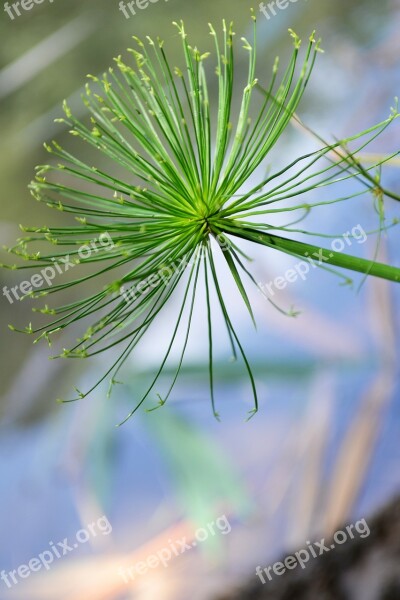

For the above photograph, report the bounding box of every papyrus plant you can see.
[5,15,400,422]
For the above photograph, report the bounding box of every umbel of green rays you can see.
[4,14,400,423]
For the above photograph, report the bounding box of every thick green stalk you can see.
[218,222,400,283]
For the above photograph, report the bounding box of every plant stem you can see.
[218,222,400,283]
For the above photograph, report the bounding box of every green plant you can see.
[4,15,400,422]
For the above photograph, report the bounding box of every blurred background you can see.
[1,0,400,598]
